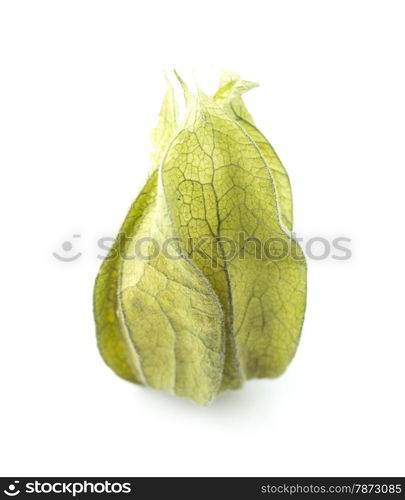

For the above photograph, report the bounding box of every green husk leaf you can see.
[214,71,293,231]
[94,72,307,404]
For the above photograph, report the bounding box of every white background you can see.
[1,0,404,477]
